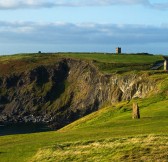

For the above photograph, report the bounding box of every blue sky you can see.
[0,0,168,55]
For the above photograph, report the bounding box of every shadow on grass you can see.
[0,152,7,154]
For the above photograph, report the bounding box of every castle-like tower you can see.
[116,47,121,54]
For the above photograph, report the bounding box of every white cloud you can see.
[151,2,168,10]
[0,21,168,46]
[0,0,56,9]
[0,0,168,10]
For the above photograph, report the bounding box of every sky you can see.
[0,0,168,55]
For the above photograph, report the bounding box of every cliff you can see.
[0,58,155,129]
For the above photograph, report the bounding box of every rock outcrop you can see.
[0,58,154,129]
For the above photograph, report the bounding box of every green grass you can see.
[0,53,167,161]
[60,53,162,64]
[0,53,163,76]
[0,53,163,64]
[30,135,168,162]
[0,94,168,161]
[60,53,163,73]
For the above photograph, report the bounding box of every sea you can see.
[0,123,52,136]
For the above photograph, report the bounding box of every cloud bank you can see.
[0,21,168,46]
[0,0,168,10]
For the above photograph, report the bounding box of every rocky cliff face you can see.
[0,58,154,129]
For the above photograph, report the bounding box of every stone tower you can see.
[116,47,121,54]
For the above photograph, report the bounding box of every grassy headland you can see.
[0,53,163,76]
[0,53,167,161]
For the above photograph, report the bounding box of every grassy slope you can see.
[0,95,167,161]
[0,53,167,161]
[0,53,163,76]
[60,53,162,63]
[0,53,162,64]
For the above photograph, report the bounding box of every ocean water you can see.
[0,123,52,136]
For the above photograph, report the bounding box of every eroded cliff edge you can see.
[0,58,154,129]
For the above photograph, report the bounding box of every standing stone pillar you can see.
[164,60,168,71]
[132,103,140,119]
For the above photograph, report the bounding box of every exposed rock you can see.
[4,75,21,89]
[0,58,153,129]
